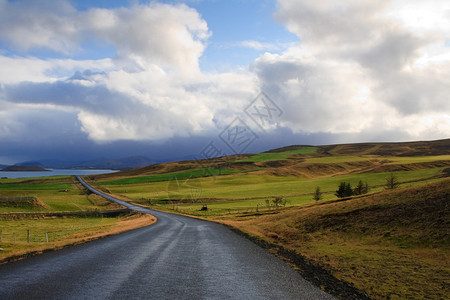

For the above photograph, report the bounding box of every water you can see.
[0,169,118,179]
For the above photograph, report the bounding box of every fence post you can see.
[45,232,49,243]
[27,229,30,243]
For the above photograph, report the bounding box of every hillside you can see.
[93,138,450,181]
[1,165,50,172]
[216,179,449,299]
[8,156,155,171]
[87,138,450,298]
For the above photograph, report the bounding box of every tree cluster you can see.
[335,180,369,198]
[314,173,400,201]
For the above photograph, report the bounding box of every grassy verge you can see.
[212,179,450,299]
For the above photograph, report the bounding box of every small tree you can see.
[335,182,353,198]
[385,173,400,190]
[363,182,369,194]
[353,180,369,195]
[313,186,322,201]
[345,183,353,196]
[272,196,284,208]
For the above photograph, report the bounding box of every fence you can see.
[0,209,133,244]
[0,227,91,243]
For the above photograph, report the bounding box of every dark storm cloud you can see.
[4,78,139,116]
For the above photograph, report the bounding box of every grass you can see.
[0,213,156,263]
[0,183,72,190]
[213,179,450,299]
[98,168,241,185]
[235,147,318,162]
[0,176,123,213]
[102,167,444,209]
[385,154,450,164]
[0,175,157,263]
[305,154,450,164]
[90,143,449,298]
[305,155,377,164]
[2,139,448,297]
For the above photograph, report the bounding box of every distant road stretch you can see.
[0,176,334,299]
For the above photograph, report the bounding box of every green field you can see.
[98,168,244,185]
[100,164,446,216]
[0,176,120,213]
[93,142,449,217]
[0,175,155,263]
[0,183,71,190]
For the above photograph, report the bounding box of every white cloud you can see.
[0,0,448,151]
[238,40,280,51]
[0,55,113,84]
[253,0,450,139]
[0,1,210,72]
[84,3,210,73]
[0,0,80,54]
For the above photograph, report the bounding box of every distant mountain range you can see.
[4,156,156,171]
[1,165,50,172]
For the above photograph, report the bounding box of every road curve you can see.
[0,176,334,299]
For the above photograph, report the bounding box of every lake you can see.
[0,169,118,179]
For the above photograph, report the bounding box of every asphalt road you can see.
[0,177,334,299]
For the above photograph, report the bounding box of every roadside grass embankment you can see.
[213,179,450,299]
[0,213,155,264]
[0,176,156,263]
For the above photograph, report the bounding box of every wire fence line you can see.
[0,209,135,244]
[0,227,92,243]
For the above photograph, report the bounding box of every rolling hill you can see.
[86,138,449,299]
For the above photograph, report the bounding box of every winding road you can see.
[0,176,334,299]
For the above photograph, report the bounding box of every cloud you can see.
[2,63,258,142]
[253,0,450,139]
[84,3,210,72]
[0,0,449,164]
[0,1,210,72]
[237,40,280,51]
[0,0,80,54]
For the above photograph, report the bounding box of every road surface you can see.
[0,177,334,299]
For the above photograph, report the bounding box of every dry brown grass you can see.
[214,179,450,299]
[0,213,156,264]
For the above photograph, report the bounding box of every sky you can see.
[0,0,449,164]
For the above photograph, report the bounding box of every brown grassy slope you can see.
[93,139,450,182]
[266,139,450,156]
[216,179,450,299]
[92,154,247,182]
[317,138,450,156]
